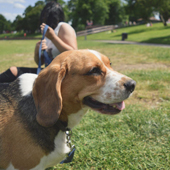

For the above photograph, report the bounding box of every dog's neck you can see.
[18,93,88,155]
[67,107,88,129]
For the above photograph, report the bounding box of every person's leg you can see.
[0,66,18,83]
[0,66,37,83]
[10,66,18,76]
[18,67,37,74]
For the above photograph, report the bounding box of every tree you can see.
[35,1,45,6]
[15,1,45,33]
[125,0,153,23]
[0,14,7,33]
[5,20,13,32]
[105,0,127,25]
[156,0,170,26]
[68,0,109,30]
[24,4,44,33]
[0,14,13,33]
[125,0,170,26]
[12,0,69,33]
[13,15,22,32]
[45,0,58,3]
[45,0,65,4]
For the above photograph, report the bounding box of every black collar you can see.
[56,120,69,132]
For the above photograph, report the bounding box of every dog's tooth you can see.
[111,104,116,108]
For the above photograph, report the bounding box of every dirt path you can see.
[113,63,170,72]
[95,40,170,48]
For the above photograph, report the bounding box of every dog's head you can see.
[33,50,136,127]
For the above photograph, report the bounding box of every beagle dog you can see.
[0,49,136,170]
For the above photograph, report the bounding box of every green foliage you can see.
[12,0,68,33]
[68,0,109,30]
[45,0,58,3]
[125,0,154,22]
[76,24,86,31]
[68,0,126,30]
[13,15,24,32]
[105,0,128,25]
[24,4,44,33]
[125,0,170,26]
[0,15,6,32]
[158,0,170,26]
[12,1,45,33]
[0,14,13,33]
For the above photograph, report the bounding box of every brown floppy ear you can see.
[32,63,67,127]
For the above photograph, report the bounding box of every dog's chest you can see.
[6,108,88,170]
[6,132,69,170]
[31,109,88,169]
[30,131,70,170]
[37,109,88,169]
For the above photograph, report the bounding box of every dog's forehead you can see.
[87,49,110,64]
[53,50,108,64]
[88,50,102,60]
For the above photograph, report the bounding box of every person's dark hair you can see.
[40,1,65,29]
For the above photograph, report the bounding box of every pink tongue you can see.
[116,101,125,110]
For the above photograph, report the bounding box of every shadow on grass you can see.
[141,35,170,44]
[111,25,170,39]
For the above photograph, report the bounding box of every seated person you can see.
[0,1,77,83]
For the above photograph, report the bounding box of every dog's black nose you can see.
[124,80,136,93]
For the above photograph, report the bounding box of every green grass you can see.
[0,40,38,72]
[46,106,169,170]
[0,32,41,38]
[0,36,170,169]
[54,106,170,169]
[78,23,170,45]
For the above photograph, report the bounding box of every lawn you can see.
[0,38,170,169]
[54,41,170,169]
[78,22,170,45]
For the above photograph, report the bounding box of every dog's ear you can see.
[32,63,67,127]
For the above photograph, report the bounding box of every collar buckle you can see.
[60,128,76,164]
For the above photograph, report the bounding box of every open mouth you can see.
[83,96,125,115]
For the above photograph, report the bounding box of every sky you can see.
[0,0,41,22]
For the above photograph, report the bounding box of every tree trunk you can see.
[160,14,167,26]
[164,22,167,26]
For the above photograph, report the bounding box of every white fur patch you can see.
[97,69,124,103]
[88,49,128,104]
[68,107,88,129]
[6,131,70,170]
[88,49,102,61]
[6,163,17,170]
[19,73,37,96]
[30,131,70,170]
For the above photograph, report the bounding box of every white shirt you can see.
[45,22,64,59]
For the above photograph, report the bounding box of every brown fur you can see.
[0,92,45,169]
[0,50,134,169]
[0,50,110,169]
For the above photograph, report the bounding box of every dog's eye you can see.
[86,67,102,76]
[110,62,112,66]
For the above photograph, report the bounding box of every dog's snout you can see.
[124,80,136,93]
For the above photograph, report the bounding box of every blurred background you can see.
[0,0,170,34]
